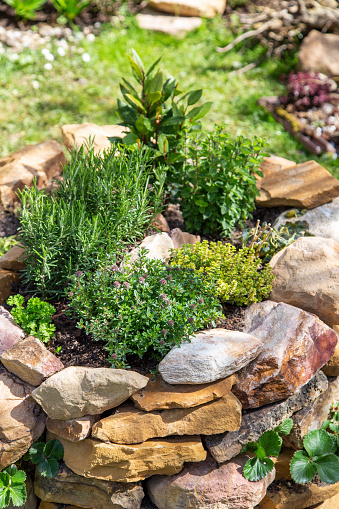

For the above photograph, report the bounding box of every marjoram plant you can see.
[114,49,212,159]
[172,124,267,236]
[69,249,223,367]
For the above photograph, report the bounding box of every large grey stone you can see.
[0,306,24,355]
[274,197,339,244]
[233,301,337,408]
[158,329,263,385]
[31,367,148,420]
[34,462,144,509]
[204,370,328,463]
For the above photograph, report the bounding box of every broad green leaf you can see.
[131,49,144,72]
[148,91,162,105]
[121,78,138,95]
[195,199,208,208]
[29,442,45,464]
[187,89,203,106]
[304,429,334,457]
[127,55,143,81]
[243,457,274,482]
[258,431,282,457]
[147,71,163,95]
[160,116,186,127]
[146,56,161,77]
[188,102,213,122]
[122,133,139,145]
[158,134,169,154]
[316,454,339,484]
[125,94,146,113]
[44,439,63,460]
[0,489,10,508]
[136,116,152,135]
[290,450,317,484]
[8,483,27,507]
[11,470,26,485]
[273,418,294,436]
[38,458,60,478]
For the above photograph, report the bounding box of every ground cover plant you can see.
[171,240,274,306]
[69,250,224,367]
[18,144,165,297]
[0,466,26,508]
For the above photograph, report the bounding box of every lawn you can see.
[1,14,339,177]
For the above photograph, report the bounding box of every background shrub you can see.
[171,240,274,306]
[18,145,165,297]
[0,236,17,258]
[69,250,224,367]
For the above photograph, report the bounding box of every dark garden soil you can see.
[0,206,20,237]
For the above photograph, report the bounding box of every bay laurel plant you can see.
[114,49,212,157]
[172,124,268,236]
[171,241,274,306]
[68,250,224,367]
[18,145,166,297]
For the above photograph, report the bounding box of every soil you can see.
[0,206,20,237]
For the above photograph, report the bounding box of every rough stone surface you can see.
[151,213,170,233]
[170,228,201,250]
[233,301,337,408]
[258,480,339,509]
[274,449,294,481]
[0,269,21,303]
[274,197,339,244]
[130,374,237,411]
[46,415,99,442]
[0,244,26,271]
[269,236,339,327]
[61,123,126,155]
[1,336,64,386]
[323,325,339,376]
[149,0,226,17]
[0,305,24,355]
[298,30,339,77]
[92,394,241,444]
[127,232,174,264]
[34,462,144,509]
[0,141,66,210]
[159,329,263,385]
[256,160,339,209]
[32,367,148,420]
[0,366,46,469]
[147,454,275,509]
[204,370,328,463]
[307,492,339,508]
[289,376,339,448]
[49,433,206,482]
[137,7,202,35]
[8,475,37,509]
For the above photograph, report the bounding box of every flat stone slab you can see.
[259,480,339,509]
[46,415,99,442]
[149,0,226,17]
[130,374,237,411]
[0,244,25,272]
[32,366,148,420]
[137,8,202,36]
[158,329,263,385]
[92,394,241,444]
[256,159,339,209]
[0,306,24,355]
[204,370,328,463]
[233,301,337,408]
[61,123,126,155]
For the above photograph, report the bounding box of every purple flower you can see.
[160,278,167,285]
[198,298,204,304]
[68,291,74,297]
[160,293,167,300]
[123,282,130,288]
[114,281,121,288]
[168,320,174,327]
[114,328,119,333]
[188,317,194,324]
[190,303,196,310]
[112,353,117,360]
[139,277,145,284]
[164,299,170,306]
[162,329,168,335]
[160,340,165,346]
[167,275,172,281]
[76,270,83,277]
[118,314,123,320]
[111,265,119,272]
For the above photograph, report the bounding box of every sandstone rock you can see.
[308,492,339,508]
[258,480,339,509]
[34,462,144,509]
[0,141,66,210]
[61,123,126,155]
[147,454,275,509]
[92,394,241,444]
[256,160,339,209]
[0,268,21,303]
[323,326,339,376]
[130,374,237,411]
[159,329,262,385]
[1,336,64,386]
[256,155,296,192]
[127,232,174,264]
[46,415,99,442]
[289,376,339,448]
[274,449,294,481]
[274,197,339,244]
[0,366,45,469]
[137,8,202,35]
[270,236,339,327]
[32,367,148,420]
[0,305,24,355]
[170,228,200,250]
[38,504,84,509]
[149,0,226,17]
[49,433,206,482]
[151,213,170,233]
[233,301,337,408]
[204,370,328,463]
[0,244,26,271]
[298,30,339,77]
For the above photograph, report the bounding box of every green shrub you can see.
[170,240,274,306]
[51,0,93,22]
[2,0,47,20]
[18,145,165,297]
[26,439,63,479]
[69,250,223,367]
[0,236,17,258]
[172,124,267,236]
[0,465,27,509]
[7,294,56,343]
[114,50,212,157]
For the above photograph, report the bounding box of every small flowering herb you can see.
[69,250,223,367]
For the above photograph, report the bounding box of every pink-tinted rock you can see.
[0,366,46,469]
[151,213,170,233]
[0,306,24,355]
[0,336,64,386]
[233,301,337,409]
[147,454,275,509]
[170,228,201,250]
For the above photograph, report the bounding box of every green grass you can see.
[1,15,338,177]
